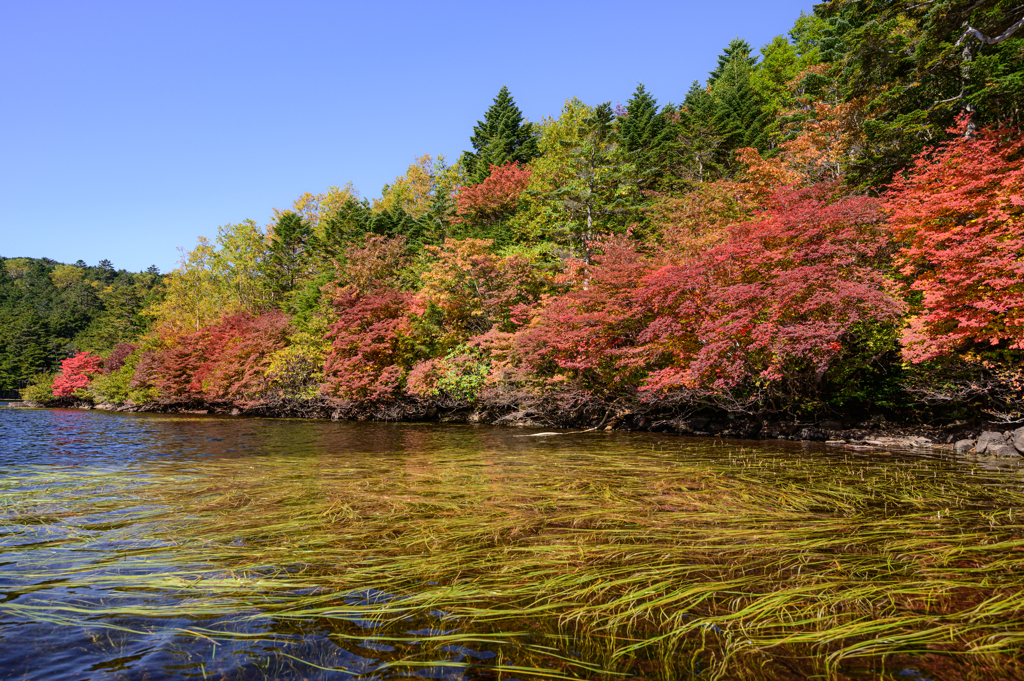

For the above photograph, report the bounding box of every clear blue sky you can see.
[1,0,814,273]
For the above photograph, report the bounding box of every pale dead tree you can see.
[951,11,1024,134]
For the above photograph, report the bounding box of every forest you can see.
[8,0,1024,428]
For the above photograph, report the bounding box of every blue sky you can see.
[1,0,815,273]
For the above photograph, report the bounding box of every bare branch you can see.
[958,14,1024,46]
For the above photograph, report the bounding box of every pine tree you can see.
[462,86,540,185]
[710,56,772,157]
[678,81,727,183]
[618,83,679,193]
[708,38,757,84]
[534,103,639,261]
[269,211,313,294]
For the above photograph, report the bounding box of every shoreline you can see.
[7,397,1022,459]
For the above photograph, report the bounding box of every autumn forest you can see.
[5,1,1024,429]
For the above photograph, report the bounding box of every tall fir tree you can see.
[269,211,313,295]
[707,38,757,84]
[462,86,540,185]
[678,81,727,183]
[710,54,772,158]
[618,83,679,193]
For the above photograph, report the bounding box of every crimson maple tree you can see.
[509,235,653,392]
[453,162,532,227]
[639,183,905,395]
[52,351,104,396]
[322,287,415,401]
[886,121,1024,362]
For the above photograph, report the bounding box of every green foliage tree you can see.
[710,49,772,156]
[819,0,1024,186]
[269,211,313,294]
[527,102,639,261]
[313,197,373,264]
[675,81,727,184]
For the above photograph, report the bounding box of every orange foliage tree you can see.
[639,184,904,396]
[886,121,1024,362]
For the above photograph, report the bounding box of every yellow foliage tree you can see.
[148,221,273,334]
[50,263,85,289]
[372,154,440,218]
[276,182,360,239]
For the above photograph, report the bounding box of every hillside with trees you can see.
[12,1,1024,430]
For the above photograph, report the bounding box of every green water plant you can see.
[2,435,1023,679]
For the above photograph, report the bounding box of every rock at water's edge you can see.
[991,444,1022,458]
[954,439,976,454]
[976,431,1008,455]
[1012,427,1024,454]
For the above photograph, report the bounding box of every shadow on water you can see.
[1,405,1023,679]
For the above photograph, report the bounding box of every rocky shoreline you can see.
[7,396,1023,459]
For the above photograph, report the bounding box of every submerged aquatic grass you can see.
[2,419,1024,680]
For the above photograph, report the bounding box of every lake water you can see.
[1,405,1023,680]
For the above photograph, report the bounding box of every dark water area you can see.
[1,404,1023,680]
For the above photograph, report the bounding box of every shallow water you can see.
[1,405,1022,680]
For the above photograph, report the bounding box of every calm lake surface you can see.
[2,405,1023,680]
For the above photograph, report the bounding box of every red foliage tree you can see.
[417,238,544,339]
[639,183,905,394]
[149,330,210,398]
[143,312,292,400]
[453,162,532,226]
[338,234,408,292]
[322,287,415,401]
[508,235,653,392]
[52,351,104,396]
[104,343,137,373]
[202,312,291,400]
[886,121,1024,362]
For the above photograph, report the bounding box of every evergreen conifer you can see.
[708,38,757,84]
[269,211,313,294]
[462,86,540,185]
[679,81,727,183]
[710,56,772,155]
[618,83,679,192]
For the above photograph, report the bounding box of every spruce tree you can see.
[269,211,313,294]
[369,205,429,253]
[314,198,372,263]
[462,86,540,185]
[679,81,727,183]
[618,83,680,193]
[708,38,757,84]
[710,56,772,157]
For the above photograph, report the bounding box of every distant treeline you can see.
[0,258,162,392]
[14,1,1024,424]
